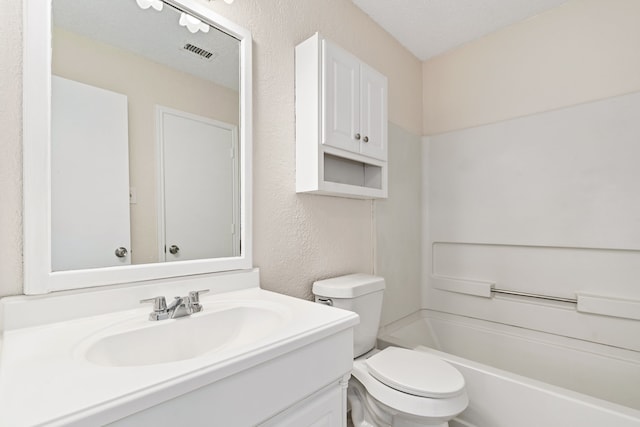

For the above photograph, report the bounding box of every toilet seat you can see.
[351,347,468,420]
[366,347,465,398]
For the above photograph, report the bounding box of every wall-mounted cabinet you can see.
[295,33,388,199]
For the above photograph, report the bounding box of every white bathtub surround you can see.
[0,269,358,426]
[427,91,640,251]
[375,123,423,326]
[378,310,640,419]
[419,5,640,422]
[421,91,640,413]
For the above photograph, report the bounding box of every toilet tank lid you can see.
[313,274,385,298]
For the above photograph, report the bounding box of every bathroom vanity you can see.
[8,2,360,425]
[0,270,358,426]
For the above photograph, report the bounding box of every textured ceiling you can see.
[352,0,570,61]
[53,0,239,91]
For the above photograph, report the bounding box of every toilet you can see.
[313,274,468,427]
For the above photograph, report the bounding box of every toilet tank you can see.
[312,274,385,358]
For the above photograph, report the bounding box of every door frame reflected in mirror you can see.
[156,105,241,263]
[23,0,252,294]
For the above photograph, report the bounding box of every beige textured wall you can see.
[0,0,423,301]
[53,28,239,265]
[423,0,640,135]
[214,0,423,300]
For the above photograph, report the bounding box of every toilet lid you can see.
[365,347,465,399]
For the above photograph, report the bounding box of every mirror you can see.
[23,0,252,293]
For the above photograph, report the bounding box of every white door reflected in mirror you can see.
[51,76,132,271]
[158,107,240,262]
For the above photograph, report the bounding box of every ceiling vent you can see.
[183,43,216,60]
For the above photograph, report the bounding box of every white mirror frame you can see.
[23,0,252,294]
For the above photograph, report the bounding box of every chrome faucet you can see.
[140,289,209,321]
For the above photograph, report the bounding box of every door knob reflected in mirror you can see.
[169,245,180,255]
[114,247,128,258]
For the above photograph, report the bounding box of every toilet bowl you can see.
[313,274,468,427]
[349,347,468,427]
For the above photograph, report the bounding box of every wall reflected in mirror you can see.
[51,0,241,271]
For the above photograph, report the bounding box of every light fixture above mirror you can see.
[136,0,164,11]
[135,0,235,12]
[134,0,236,34]
[22,0,252,294]
[179,12,211,33]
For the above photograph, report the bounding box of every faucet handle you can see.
[188,289,210,304]
[140,296,170,321]
[140,297,167,311]
[188,289,209,313]
[140,296,167,312]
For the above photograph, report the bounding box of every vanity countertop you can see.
[0,280,358,427]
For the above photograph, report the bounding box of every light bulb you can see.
[135,0,163,11]
[179,12,210,34]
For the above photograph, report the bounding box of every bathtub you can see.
[377,310,640,427]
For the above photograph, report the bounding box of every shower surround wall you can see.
[422,0,640,354]
[376,124,422,326]
[0,0,423,324]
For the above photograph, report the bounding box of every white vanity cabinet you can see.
[258,380,346,427]
[107,328,352,427]
[296,33,388,199]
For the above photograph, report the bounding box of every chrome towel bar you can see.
[492,288,577,304]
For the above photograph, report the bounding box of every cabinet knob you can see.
[114,247,128,258]
[363,136,369,143]
[169,245,180,254]
[354,133,361,140]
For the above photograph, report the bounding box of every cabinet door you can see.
[359,63,388,161]
[259,384,344,427]
[322,40,360,154]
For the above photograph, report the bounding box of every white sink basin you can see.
[82,303,288,367]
